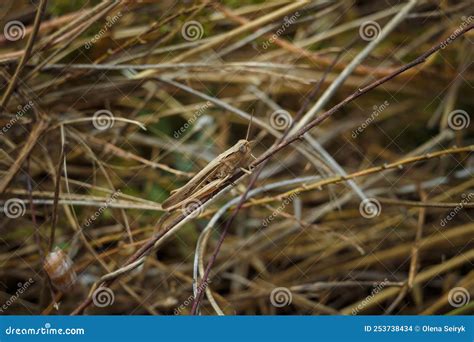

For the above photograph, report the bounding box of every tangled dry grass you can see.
[0,0,473,316]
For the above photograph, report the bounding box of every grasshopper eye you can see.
[239,145,247,153]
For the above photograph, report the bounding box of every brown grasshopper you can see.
[162,139,253,211]
[162,118,255,212]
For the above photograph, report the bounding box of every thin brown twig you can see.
[0,0,47,112]
[190,38,352,314]
[48,148,65,252]
[377,197,474,209]
[0,118,49,193]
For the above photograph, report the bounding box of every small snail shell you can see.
[43,247,77,291]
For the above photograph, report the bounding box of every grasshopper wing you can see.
[161,162,220,209]
[161,140,248,210]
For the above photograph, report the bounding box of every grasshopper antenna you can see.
[246,110,257,160]
[246,110,254,141]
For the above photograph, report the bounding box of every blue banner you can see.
[0,316,472,342]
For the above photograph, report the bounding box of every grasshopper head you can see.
[236,139,254,167]
[237,139,251,154]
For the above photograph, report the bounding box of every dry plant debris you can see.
[0,0,473,316]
